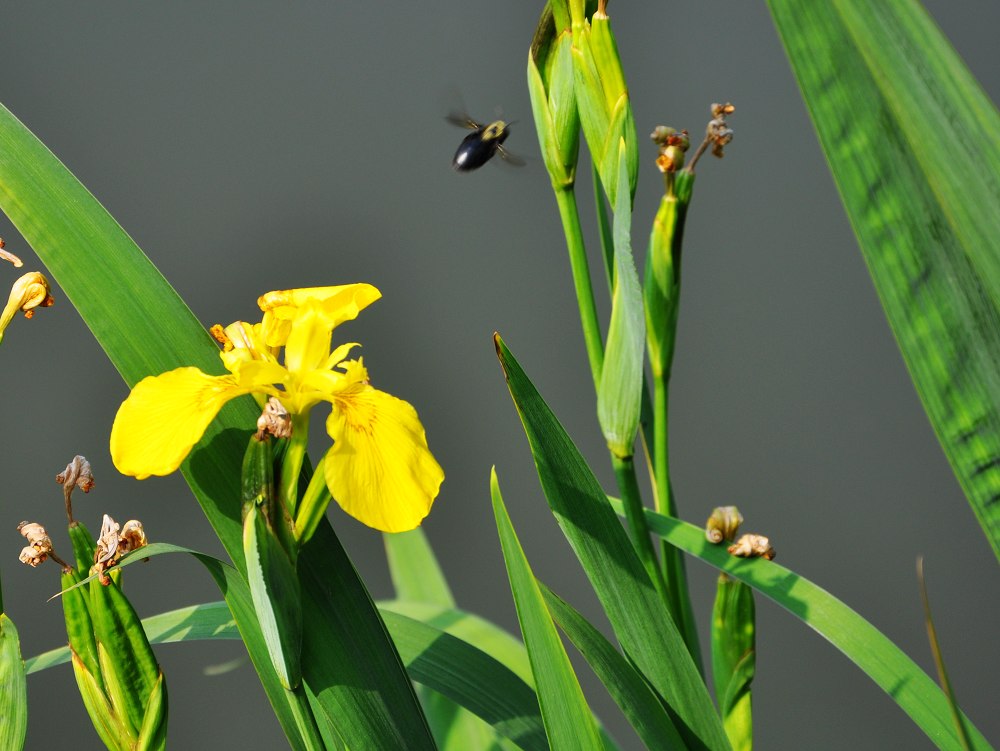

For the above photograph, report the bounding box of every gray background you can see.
[1,2,998,749]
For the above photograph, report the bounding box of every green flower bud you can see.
[528,5,580,190]
[712,574,755,751]
[571,0,637,209]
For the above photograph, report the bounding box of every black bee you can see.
[447,113,524,171]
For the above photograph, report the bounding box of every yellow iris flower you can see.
[110,284,444,533]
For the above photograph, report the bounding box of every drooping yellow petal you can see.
[324,387,443,533]
[258,284,381,347]
[110,367,248,479]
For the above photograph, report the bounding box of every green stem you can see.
[294,456,332,546]
[613,454,670,606]
[281,412,311,517]
[555,185,604,389]
[653,339,703,675]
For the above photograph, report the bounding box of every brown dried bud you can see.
[17,520,69,570]
[727,533,775,560]
[57,455,95,523]
[711,102,736,118]
[256,396,292,440]
[119,519,148,555]
[93,514,148,582]
[705,506,744,544]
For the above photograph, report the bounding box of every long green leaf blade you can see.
[767,0,1000,560]
[538,583,685,750]
[0,614,27,751]
[494,333,729,751]
[0,101,433,750]
[609,499,993,751]
[491,469,605,751]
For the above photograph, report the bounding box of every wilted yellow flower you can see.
[0,271,54,343]
[110,284,444,533]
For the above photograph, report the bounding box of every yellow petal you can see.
[110,367,246,479]
[258,284,381,346]
[324,387,443,533]
[283,303,332,373]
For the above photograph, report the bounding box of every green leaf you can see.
[385,528,455,607]
[538,583,685,750]
[495,333,730,751]
[0,614,27,751]
[767,0,1000,560]
[610,499,994,751]
[0,101,433,750]
[135,672,168,751]
[597,140,645,459]
[491,469,605,751]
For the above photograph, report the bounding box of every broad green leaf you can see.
[386,529,515,750]
[610,499,993,751]
[0,614,27,751]
[597,140,645,459]
[385,528,455,607]
[495,333,729,751]
[0,101,433,750]
[538,583,685,750]
[492,469,605,751]
[767,0,1000,560]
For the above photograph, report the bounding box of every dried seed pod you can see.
[727,533,775,560]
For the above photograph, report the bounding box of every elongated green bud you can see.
[571,1,637,210]
[244,503,303,689]
[71,650,131,751]
[89,578,163,739]
[62,566,102,694]
[528,6,580,191]
[135,671,168,751]
[243,433,297,560]
[598,141,645,458]
[711,574,755,751]
[645,169,694,378]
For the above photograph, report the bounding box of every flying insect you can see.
[447,112,524,171]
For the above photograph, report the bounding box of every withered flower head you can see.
[94,514,121,567]
[119,519,148,554]
[0,271,55,343]
[706,102,735,159]
[256,396,292,440]
[0,238,23,268]
[57,455,95,523]
[17,520,52,567]
[705,506,744,544]
[93,514,148,583]
[727,533,776,560]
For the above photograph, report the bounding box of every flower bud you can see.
[706,506,744,544]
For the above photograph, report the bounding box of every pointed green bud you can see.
[243,433,297,560]
[135,671,168,751]
[598,141,645,458]
[71,649,132,751]
[571,1,637,210]
[244,502,302,689]
[61,567,102,693]
[711,575,755,751]
[89,578,162,737]
[645,169,695,377]
[528,6,580,191]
